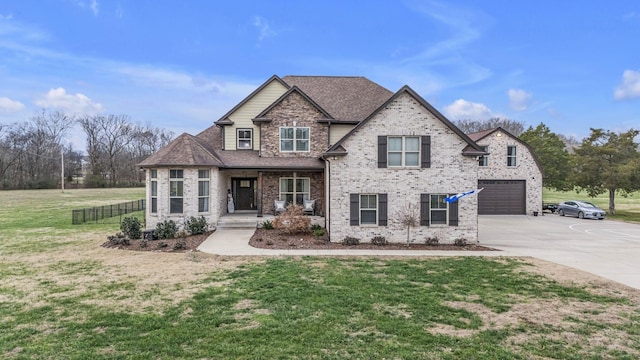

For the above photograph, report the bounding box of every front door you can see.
[233,178,257,210]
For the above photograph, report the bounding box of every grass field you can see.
[543,188,640,222]
[1,188,640,359]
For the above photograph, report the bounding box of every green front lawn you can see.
[1,188,640,359]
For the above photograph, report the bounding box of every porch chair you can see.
[274,200,286,215]
[303,199,316,216]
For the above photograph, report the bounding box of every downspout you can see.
[324,157,330,233]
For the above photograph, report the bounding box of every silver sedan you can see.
[557,200,606,220]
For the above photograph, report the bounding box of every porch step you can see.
[216,216,260,229]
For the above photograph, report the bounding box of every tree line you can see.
[455,118,640,215]
[0,110,173,190]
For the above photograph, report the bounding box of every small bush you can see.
[425,237,439,246]
[273,204,311,234]
[108,233,130,246]
[155,220,178,239]
[454,238,468,246]
[139,239,148,248]
[120,217,142,240]
[312,228,325,237]
[341,236,360,246]
[371,236,387,246]
[175,230,189,239]
[185,216,208,235]
[311,223,322,231]
[261,220,274,230]
[156,242,168,249]
[173,240,187,250]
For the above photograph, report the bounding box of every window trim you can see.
[429,194,448,226]
[387,136,421,168]
[279,126,310,152]
[236,128,253,150]
[279,177,310,205]
[359,194,378,226]
[507,146,517,167]
[478,146,488,166]
[198,169,210,213]
[169,169,184,214]
[150,169,158,213]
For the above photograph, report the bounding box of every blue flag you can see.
[444,188,484,203]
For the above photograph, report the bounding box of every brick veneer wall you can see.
[146,167,222,230]
[328,92,479,244]
[259,91,329,158]
[475,130,543,215]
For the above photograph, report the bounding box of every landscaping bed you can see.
[101,231,213,252]
[249,228,497,250]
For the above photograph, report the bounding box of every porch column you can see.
[257,171,263,217]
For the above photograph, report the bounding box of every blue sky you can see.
[1,0,639,150]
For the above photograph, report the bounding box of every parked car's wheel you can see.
[558,209,564,216]
[578,211,584,219]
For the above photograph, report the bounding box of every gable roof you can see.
[138,133,224,167]
[282,75,393,122]
[214,75,289,125]
[253,86,333,121]
[467,127,545,175]
[325,85,486,156]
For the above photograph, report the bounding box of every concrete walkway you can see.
[197,228,506,257]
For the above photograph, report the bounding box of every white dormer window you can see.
[237,129,253,150]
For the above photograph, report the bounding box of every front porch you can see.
[216,211,326,229]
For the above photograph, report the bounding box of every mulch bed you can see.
[249,228,497,251]
[101,231,213,252]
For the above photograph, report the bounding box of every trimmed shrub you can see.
[425,237,439,246]
[371,236,387,246]
[185,216,208,235]
[155,220,178,240]
[261,219,274,230]
[312,228,325,237]
[341,236,360,246]
[273,204,311,234]
[120,217,142,240]
[454,238,468,246]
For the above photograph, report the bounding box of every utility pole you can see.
[61,148,65,193]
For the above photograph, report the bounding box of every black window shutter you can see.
[378,136,387,168]
[421,136,431,168]
[350,194,359,226]
[378,193,388,226]
[420,193,430,226]
[449,194,459,226]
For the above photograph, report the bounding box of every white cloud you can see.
[0,13,13,20]
[253,16,277,42]
[0,97,25,112]
[35,88,104,114]
[508,88,532,111]
[71,0,99,16]
[614,70,640,100]
[116,4,124,18]
[443,99,494,120]
[91,0,99,16]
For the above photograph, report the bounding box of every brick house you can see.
[467,127,543,216]
[139,75,497,243]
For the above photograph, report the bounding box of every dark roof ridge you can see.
[254,85,334,120]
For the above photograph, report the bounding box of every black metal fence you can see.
[72,199,146,225]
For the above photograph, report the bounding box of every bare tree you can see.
[396,202,420,243]
[455,117,526,136]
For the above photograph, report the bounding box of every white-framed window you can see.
[430,194,448,225]
[279,177,310,205]
[387,136,420,167]
[198,169,209,213]
[360,194,378,225]
[150,169,158,213]
[280,127,310,152]
[507,146,517,167]
[478,146,488,167]
[169,169,183,214]
[237,129,253,150]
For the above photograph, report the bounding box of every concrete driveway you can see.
[479,214,640,290]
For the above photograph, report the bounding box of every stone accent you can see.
[328,92,479,244]
[259,91,329,158]
[262,171,324,215]
[145,167,221,230]
[475,129,543,215]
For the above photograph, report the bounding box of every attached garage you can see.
[478,180,526,215]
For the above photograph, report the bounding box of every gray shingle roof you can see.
[282,76,393,122]
[138,133,223,167]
